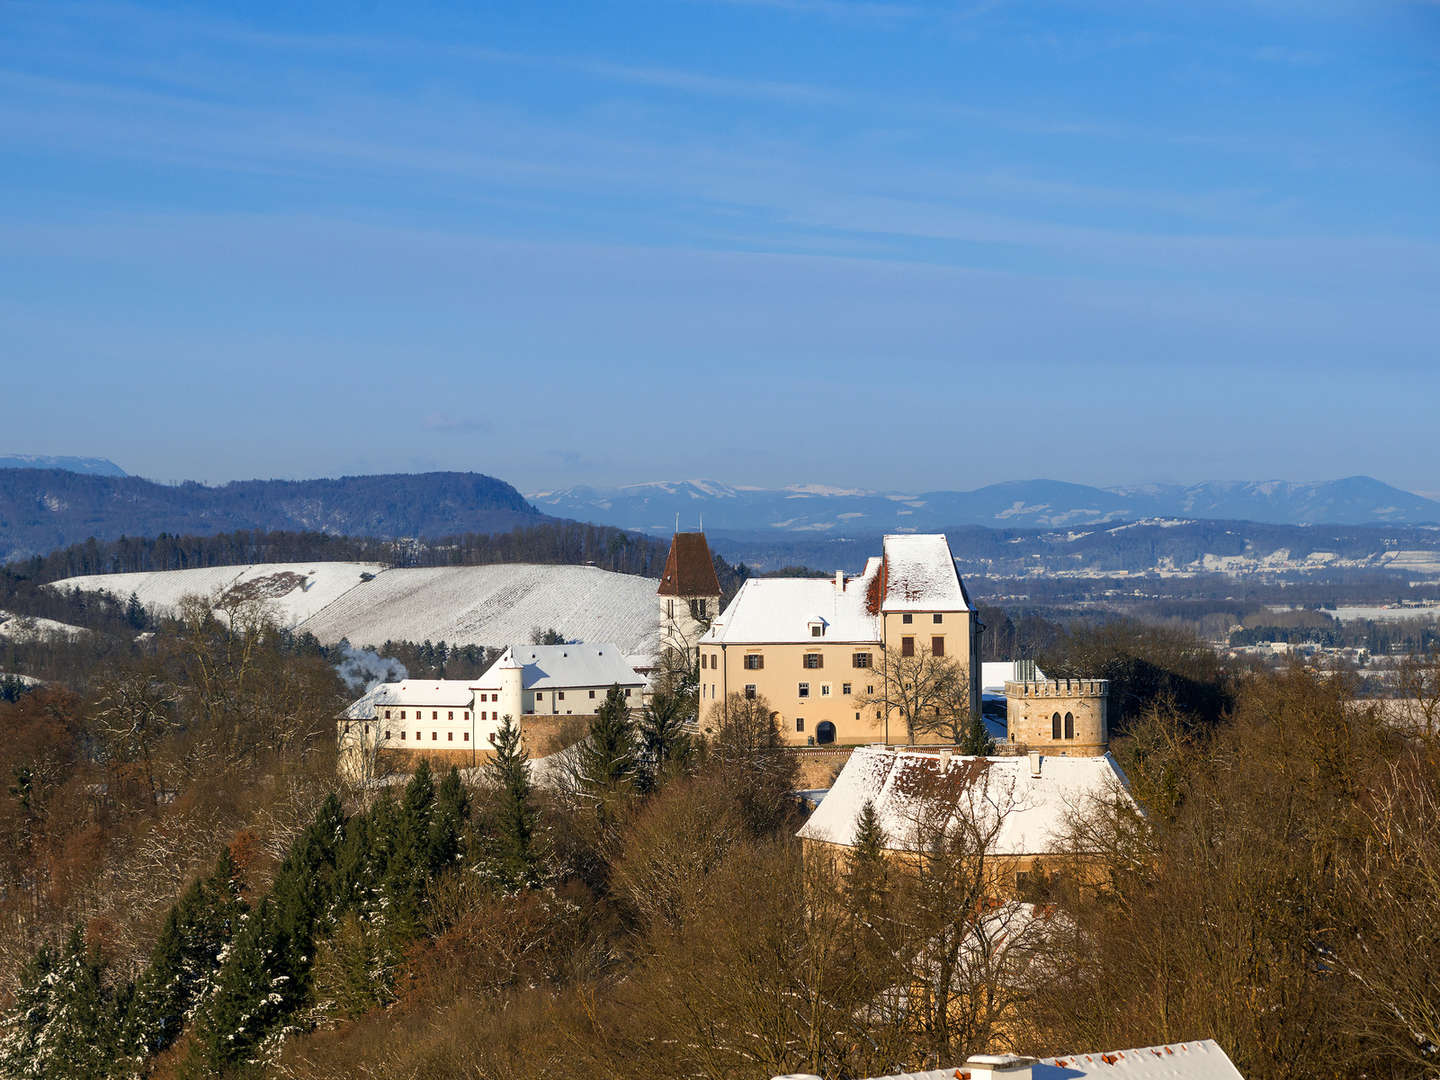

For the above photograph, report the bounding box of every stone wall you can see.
[1004,678,1109,756]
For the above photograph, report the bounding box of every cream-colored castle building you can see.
[697,534,981,746]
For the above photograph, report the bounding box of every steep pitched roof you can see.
[657,532,722,598]
[879,533,973,612]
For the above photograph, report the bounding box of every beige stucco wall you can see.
[1005,679,1109,756]
[697,605,981,746]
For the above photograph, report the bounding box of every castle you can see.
[339,529,1112,776]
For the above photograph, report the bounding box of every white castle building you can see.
[339,642,645,777]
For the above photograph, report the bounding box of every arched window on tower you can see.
[1051,712,1062,739]
[1064,711,1075,739]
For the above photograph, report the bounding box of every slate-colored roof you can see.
[657,532,722,598]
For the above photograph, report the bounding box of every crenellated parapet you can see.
[1004,679,1109,757]
[1004,678,1109,700]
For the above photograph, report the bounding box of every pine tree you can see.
[845,799,889,910]
[959,709,996,756]
[125,590,147,630]
[575,683,637,804]
[427,766,470,872]
[636,688,693,792]
[480,714,542,891]
[0,928,128,1080]
[130,847,248,1057]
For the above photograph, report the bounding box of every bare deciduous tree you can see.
[857,643,966,743]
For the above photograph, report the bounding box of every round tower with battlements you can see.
[1004,678,1109,757]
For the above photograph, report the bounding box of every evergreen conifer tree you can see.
[480,714,542,891]
[636,688,693,792]
[427,766,470,872]
[959,709,996,756]
[575,683,637,806]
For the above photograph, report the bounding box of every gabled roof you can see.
[878,534,974,612]
[489,643,643,690]
[701,557,884,645]
[864,1039,1243,1079]
[657,532,722,598]
[344,679,476,718]
[797,745,1135,858]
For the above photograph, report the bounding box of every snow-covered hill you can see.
[50,563,386,626]
[51,562,662,657]
[297,564,660,657]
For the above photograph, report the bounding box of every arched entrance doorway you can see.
[815,721,836,745]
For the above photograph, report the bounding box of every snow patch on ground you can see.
[0,611,89,642]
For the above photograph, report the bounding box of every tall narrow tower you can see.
[657,532,722,671]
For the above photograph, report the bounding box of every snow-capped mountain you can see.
[529,476,1440,534]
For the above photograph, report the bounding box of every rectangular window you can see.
[796,717,805,732]
[448,711,453,720]
[933,613,943,624]
[803,653,822,669]
[853,652,871,668]
[448,731,453,741]
[744,654,764,670]
[558,692,565,701]
[589,689,596,699]
[932,636,945,657]
[842,682,852,695]
[798,682,810,698]
[867,685,875,695]
[401,731,406,740]
[464,732,469,741]
[811,625,822,637]
[464,711,469,720]
[902,613,913,624]
[625,688,632,697]
[385,709,391,719]
[416,731,421,740]
[536,692,543,700]
[384,730,391,740]
[745,684,756,699]
[820,684,831,696]
[902,636,915,657]
[400,710,406,720]
[432,731,437,741]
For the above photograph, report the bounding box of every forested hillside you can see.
[0,470,542,562]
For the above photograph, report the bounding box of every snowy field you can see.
[0,610,90,642]
[50,562,661,656]
[298,564,660,656]
[49,563,386,626]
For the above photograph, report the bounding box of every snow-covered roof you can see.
[345,680,476,718]
[860,1040,1242,1080]
[797,745,1134,858]
[702,557,884,645]
[489,643,643,691]
[879,534,973,612]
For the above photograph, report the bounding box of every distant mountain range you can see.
[0,469,542,563]
[529,477,1440,534]
[0,454,127,477]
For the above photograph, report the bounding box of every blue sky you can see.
[2,0,1437,494]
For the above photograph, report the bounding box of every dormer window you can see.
[808,618,826,637]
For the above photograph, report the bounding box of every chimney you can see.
[834,570,845,591]
[1028,750,1043,777]
[963,1054,1036,1080]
